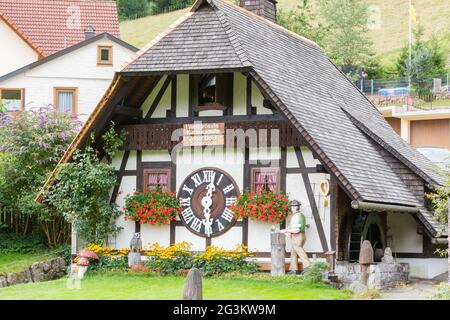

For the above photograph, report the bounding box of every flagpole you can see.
[408,0,412,90]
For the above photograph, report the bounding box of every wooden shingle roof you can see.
[37,0,446,236]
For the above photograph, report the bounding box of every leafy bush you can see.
[46,124,126,245]
[88,255,128,272]
[0,107,80,245]
[0,224,46,254]
[303,261,329,282]
[144,242,259,276]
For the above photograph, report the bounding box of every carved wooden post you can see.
[359,240,374,285]
[271,232,286,276]
[183,268,203,300]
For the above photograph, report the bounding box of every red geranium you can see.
[123,188,181,226]
[230,190,290,223]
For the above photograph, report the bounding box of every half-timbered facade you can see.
[39,0,448,279]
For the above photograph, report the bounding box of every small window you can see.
[54,88,77,114]
[143,169,171,192]
[251,167,280,192]
[194,73,232,112]
[97,46,113,65]
[0,88,24,112]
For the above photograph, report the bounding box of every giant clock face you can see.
[178,168,240,238]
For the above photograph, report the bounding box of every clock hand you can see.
[201,182,216,237]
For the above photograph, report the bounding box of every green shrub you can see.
[88,255,128,272]
[0,224,46,254]
[117,0,148,20]
[303,261,329,282]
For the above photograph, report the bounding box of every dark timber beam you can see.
[139,114,285,124]
[114,105,142,118]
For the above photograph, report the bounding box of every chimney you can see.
[84,25,96,40]
[239,0,278,23]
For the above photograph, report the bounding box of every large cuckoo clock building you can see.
[40,0,448,279]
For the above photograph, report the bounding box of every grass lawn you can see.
[0,272,351,300]
[0,251,59,274]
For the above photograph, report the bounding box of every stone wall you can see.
[0,257,66,288]
[334,261,409,290]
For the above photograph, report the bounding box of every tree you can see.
[396,26,448,95]
[46,124,126,245]
[278,0,329,46]
[0,107,80,245]
[318,0,375,77]
[116,0,148,20]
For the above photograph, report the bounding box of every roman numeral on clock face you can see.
[181,207,195,224]
[216,173,224,186]
[182,184,194,195]
[226,197,236,206]
[179,197,191,207]
[223,184,235,194]
[216,219,225,232]
[191,173,203,187]
[190,217,202,233]
[202,170,216,184]
[222,207,234,222]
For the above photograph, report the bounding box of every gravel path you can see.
[376,274,447,300]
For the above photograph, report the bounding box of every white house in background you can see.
[0,0,137,121]
[0,33,137,121]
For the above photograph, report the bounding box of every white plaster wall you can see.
[0,20,39,76]
[233,72,246,116]
[211,226,243,250]
[114,176,137,249]
[142,150,171,162]
[285,173,330,253]
[252,82,272,115]
[286,147,320,168]
[175,147,245,188]
[249,147,281,163]
[387,213,423,253]
[175,227,205,251]
[125,151,137,170]
[176,74,189,117]
[111,151,125,170]
[0,38,135,121]
[248,220,272,252]
[396,258,448,279]
[140,224,171,247]
[152,79,171,118]
[141,75,167,116]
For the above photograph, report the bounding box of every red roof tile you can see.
[0,0,120,57]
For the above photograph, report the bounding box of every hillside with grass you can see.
[119,0,450,69]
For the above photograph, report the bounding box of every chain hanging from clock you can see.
[178,168,240,237]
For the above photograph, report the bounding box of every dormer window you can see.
[97,45,113,65]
